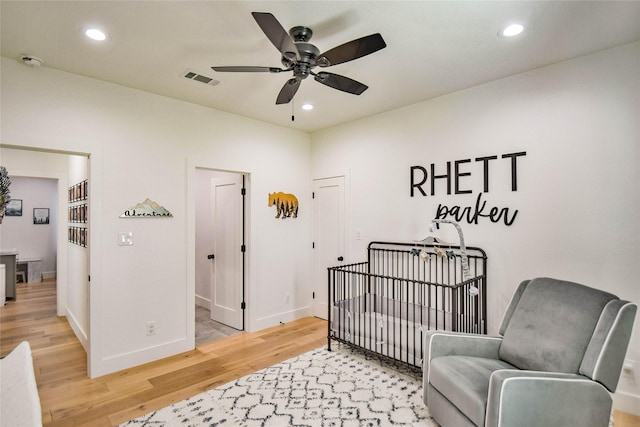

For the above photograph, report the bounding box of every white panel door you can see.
[210,175,243,330]
[313,176,345,319]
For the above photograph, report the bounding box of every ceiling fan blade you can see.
[314,72,368,95]
[212,66,285,73]
[317,33,386,67]
[252,12,300,61]
[276,78,301,104]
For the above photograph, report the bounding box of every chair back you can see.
[498,277,636,391]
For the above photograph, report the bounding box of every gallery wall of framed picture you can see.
[68,179,88,247]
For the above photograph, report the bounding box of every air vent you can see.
[182,69,220,86]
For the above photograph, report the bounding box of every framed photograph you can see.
[5,199,22,216]
[33,208,50,224]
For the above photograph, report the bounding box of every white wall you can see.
[0,176,57,275]
[1,55,311,377]
[311,41,640,412]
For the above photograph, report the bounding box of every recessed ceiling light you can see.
[499,23,525,38]
[85,28,107,41]
[302,104,314,110]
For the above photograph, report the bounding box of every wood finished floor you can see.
[1,279,638,426]
[0,279,327,426]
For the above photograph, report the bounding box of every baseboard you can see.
[613,390,640,416]
[195,294,210,308]
[253,306,312,331]
[93,338,191,378]
[42,271,56,280]
[65,307,88,352]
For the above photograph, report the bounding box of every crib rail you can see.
[328,241,487,369]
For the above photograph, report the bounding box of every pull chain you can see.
[291,99,295,122]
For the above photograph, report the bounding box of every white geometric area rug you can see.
[120,345,436,426]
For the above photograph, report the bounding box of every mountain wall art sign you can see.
[120,198,173,218]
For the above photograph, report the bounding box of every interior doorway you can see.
[194,168,247,343]
[0,146,91,367]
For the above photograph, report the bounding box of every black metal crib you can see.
[328,241,487,369]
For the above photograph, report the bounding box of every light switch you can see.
[119,232,133,246]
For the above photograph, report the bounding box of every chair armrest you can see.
[425,331,503,362]
[423,331,503,396]
[485,370,612,427]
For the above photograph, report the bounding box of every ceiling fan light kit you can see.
[212,12,386,105]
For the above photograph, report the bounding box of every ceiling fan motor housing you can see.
[289,26,313,42]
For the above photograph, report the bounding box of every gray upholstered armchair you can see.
[423,277,637,427]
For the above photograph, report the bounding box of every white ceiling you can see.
[2,1,640,133]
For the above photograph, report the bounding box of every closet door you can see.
[312,176,345,319]
[210,175,243,330]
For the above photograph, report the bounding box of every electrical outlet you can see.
[146,321,156,336]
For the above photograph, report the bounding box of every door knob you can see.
[337,256,344,261]
[207,254,215,260]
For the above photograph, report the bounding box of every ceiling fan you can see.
[212,12,387,105]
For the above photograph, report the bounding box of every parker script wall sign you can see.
[410,151,526,226]
[120,198,173,218]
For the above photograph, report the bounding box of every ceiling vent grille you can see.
[183,69,220,86]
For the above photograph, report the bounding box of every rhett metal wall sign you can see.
[410,151,526,226]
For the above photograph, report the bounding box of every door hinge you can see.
[312,192,315,199]
[88,275,90,282]
[312,292,315,299]
[241,302,246,310]
[241,187,246,196]
[241,244,246,252]
[312,242,315,249]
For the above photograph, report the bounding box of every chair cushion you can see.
[429,355,515,426]
[499,277,616,374]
